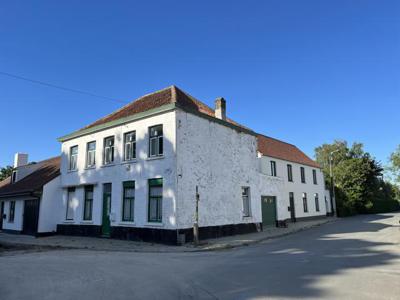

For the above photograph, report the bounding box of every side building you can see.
[0,155,61,236]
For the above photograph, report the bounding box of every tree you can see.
[314,141,392,216]
[389,145,400,184]
[0,165,13,181]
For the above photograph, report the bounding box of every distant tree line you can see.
[315,140,400,217]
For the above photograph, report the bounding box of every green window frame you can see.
[83,185,94,221]
[122,181,135,222]
[303,193,308,212]
[86,141,96,168]
[300,167,306,183]
[270,161,277,177]
[313,169,318,185]
[124,131,136,161]
[149,125,163,157]
[315,193,320,212]
[69,145,78,170]
[287,164,293,182]
[9,201,15,223]
[148,178,163,222]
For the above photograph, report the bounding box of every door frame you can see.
[289,192,296,222]
[101,183,112,237]
[0,201,4,230]
[22,198,40,235]
[261,195,277,227]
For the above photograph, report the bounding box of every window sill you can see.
[80,221,93,224]
[84,166,96,170]
[117,222,136,226]
[121,159,137,165]
[63,220,75,224]
[144,222,164,227]
[67,169,78,173]
[146,155,164,161]
[101,163,116,168]
[242,215,252,220]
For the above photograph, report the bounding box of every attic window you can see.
[11,171,17,183]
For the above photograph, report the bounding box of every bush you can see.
[367,199,400,214]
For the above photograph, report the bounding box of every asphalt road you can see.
[1,213,400,300]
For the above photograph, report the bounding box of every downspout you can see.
[175,109,180,245]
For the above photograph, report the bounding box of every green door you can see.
[261,196,277,227]
[102,183,112,237]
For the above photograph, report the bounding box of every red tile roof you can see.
[0,156,60,198]
[257,134,320,168]
[81,85,247,130]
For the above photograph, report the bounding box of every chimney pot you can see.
[215,97,226,120]
[14,153,28,168]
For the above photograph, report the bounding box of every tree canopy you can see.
[0,165,13,181]
[315,140,399,216]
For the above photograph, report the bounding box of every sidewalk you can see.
[0,217,336,253]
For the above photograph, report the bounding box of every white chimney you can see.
[215,97,226,120]
[14,153,28,168]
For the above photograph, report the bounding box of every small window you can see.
[103,136,115,165]
[86,141,96,168]
[315,193,320,212]
[287,164,293,182]
[83,185,94,221]
[148,178,163,222]
[66,187,75,220]
[300,167,306,183]
[242,187,251,217]
[313,169,317,185]
[270,161,277,177]
[124,131,136,161]
[11,171,17,183]
[122,181,135,222]
[69,146,78,170]
[303,193,308,212]
[9,201,15,222]
[149,125,163,157]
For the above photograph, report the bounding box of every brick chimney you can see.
[14,153,28,168]
[215,97,226,121]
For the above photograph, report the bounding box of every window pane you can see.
[124,187,135,198]
[150,186,162,197]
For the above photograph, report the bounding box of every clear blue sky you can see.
[0,1,399,167]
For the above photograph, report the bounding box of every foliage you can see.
[388,145,400,184]
[0,165,13,181]
[315,141,398,216]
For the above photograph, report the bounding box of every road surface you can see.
[1,213,399,299]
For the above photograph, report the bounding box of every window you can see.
[303,193,308,212]
[149,125,163,157]
[148,178,163,222]
[66,187,75,220]
[242,187,251,217]
[122,181,135,222]
[103,136,115,165]
[69,146,78,170]
[83,185,94,221]
[300,167,306,183]
[86,141,96,168]
[287,164,293,182]
[124,131,136,161]
[315,193,320,212]
[270,161,277,177]
[313,169,317,185]
[11,171,17,183]
[9,201,15,222]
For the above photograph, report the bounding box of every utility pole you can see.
[329,149,340,217]
[193,186,200,246]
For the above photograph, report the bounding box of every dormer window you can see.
[11,170,17,183]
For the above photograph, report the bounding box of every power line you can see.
[0,71,128,104]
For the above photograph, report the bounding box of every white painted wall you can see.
[38,176,63,233]
[175,110,278,228]
[1,197,26,231]
[258,155,327,220]
[60,111,178,229]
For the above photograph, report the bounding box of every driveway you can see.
[1,213,399,299]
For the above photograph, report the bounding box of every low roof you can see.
[0,156,61,198]
[257,134,320,168]
[59,85,253,142]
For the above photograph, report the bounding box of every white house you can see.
[0,154,62,236]
[257,135,330,223]
[54,85,331,244]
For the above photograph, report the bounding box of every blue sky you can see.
[0,1,399,167]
